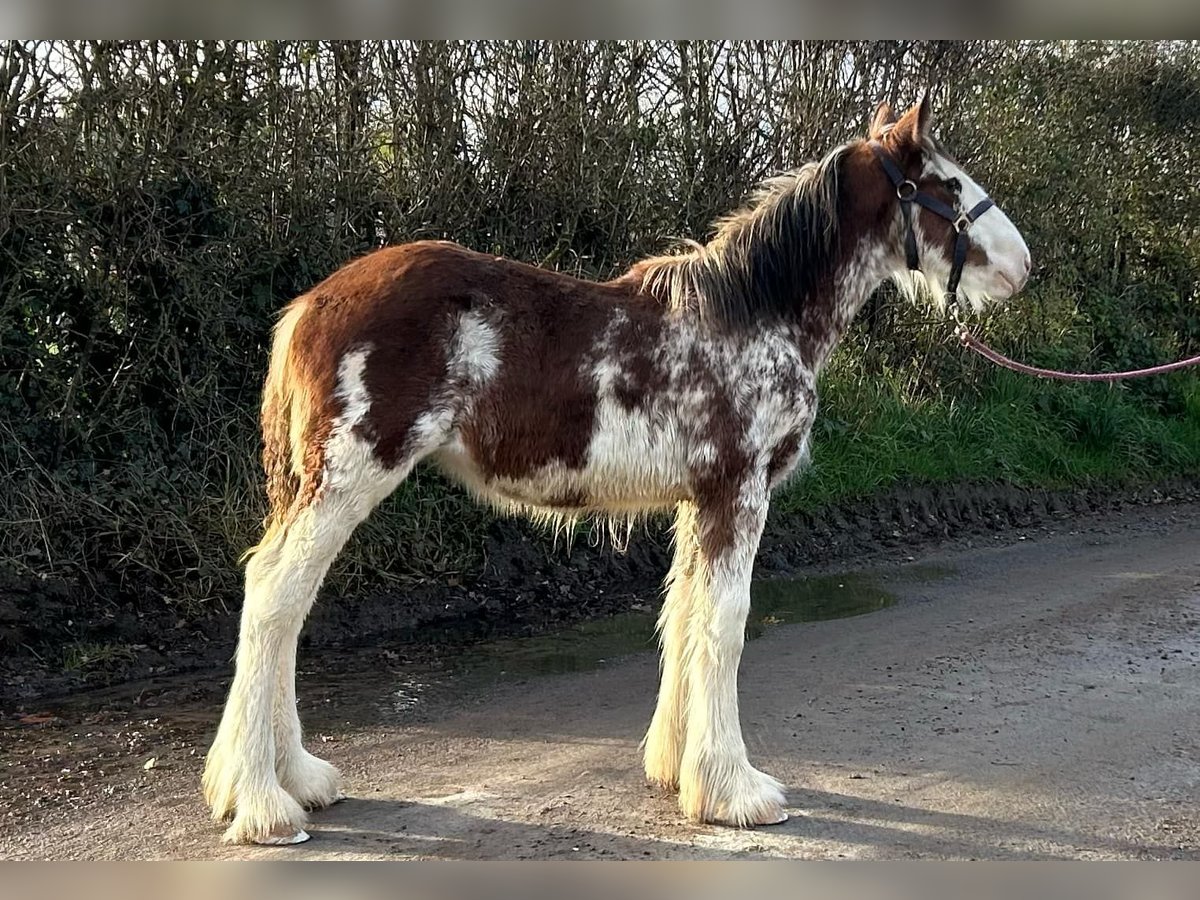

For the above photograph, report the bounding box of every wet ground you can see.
[9,477,1199,704]
[3,499,1199,859]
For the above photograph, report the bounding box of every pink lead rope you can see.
[866,147,1197,382]
[953,320,1200,383]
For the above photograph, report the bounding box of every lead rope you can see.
[951,305,1200,382]
[869,141,1200,381]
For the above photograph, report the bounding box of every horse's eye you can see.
[944,177,962,194]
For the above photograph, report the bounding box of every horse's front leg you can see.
[677,482,787,827]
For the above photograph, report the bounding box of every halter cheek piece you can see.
[868,140,995,304]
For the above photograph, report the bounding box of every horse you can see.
[202,95,1031,845]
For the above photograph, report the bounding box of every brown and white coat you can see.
[203,97,1031,844]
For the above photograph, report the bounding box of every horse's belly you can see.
[432,416,691,513]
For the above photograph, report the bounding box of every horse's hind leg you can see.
[272,580,342,812]
[643,502,701,789]
[203,396,436,843]
[269,495,368,812]
[676,481,786,827]
[268,433,447,822]
[202,476,386,844]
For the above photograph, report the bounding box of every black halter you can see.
[869,140,995,303]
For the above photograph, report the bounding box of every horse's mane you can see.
[628,144,850,328]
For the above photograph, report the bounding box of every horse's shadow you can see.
[271,796,753,860]
[264,788,1193,861]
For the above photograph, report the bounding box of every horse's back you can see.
[287,239,644,364]
[276,240,679,491]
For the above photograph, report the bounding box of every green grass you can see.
[776,365,1200,513]
[61,641,138,675]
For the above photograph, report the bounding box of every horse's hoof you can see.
[280,751,343,811]
[256,829,311,846]
[296,790,345,818]
[219,787,310,845]
[680,759,788,828]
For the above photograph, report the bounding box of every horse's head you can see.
[864,95,1030,310]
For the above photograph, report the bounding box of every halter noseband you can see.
[868,140,995,304]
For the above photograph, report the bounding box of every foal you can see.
[203,96,1031,844]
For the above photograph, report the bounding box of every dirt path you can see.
[3,504,1200,859]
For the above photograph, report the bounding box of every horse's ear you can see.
[869,101,896,139]
[910,92,934,144]
[891,93,934,150]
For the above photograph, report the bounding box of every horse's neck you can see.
[796,239,894,370]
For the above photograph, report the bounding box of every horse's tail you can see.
[241,299,309,562]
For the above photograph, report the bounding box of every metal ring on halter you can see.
[953,214,972,233]
[896,180,917,201]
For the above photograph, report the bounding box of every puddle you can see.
[745,572,896,640]
[382,565,952,715]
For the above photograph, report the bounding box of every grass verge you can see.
[777,363,1200,513]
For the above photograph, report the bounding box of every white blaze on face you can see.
[920,151,1032,306]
